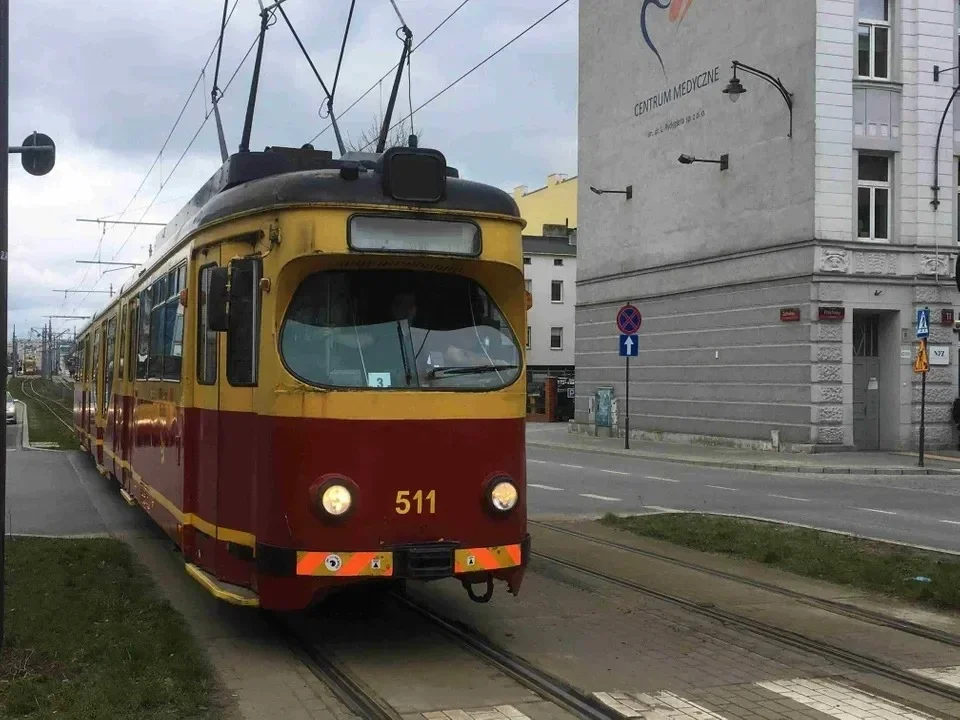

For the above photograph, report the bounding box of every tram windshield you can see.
[280,270,522,390]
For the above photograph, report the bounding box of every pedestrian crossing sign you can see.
[916,308,930,339]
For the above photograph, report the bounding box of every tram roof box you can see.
[379,147,456,203]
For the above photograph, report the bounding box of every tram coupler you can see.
[462,575,494,603]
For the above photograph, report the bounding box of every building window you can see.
[551,280,563,303]
[526,326,531,350]
[857,153,890,241]
[554,258,564,266]
[525,278,532,294]
[858,0,890,80]
[550,327,563,350]
[523,256,531,265]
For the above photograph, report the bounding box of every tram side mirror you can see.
[207,267,230,332]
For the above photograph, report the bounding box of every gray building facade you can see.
[576,0,960,451]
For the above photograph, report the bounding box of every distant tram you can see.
[73,145,530,610]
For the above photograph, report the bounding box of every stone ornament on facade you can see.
[853,252,897,275]
[817,426,844,445]
[819,249,849,274]
[919,254,950,276]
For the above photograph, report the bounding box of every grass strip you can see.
[600,513,960,610]
[8,377,79,450]
[0,536,223,719]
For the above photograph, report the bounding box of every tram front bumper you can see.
[257,534,531,582]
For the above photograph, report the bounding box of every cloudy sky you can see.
[7,0,578,343]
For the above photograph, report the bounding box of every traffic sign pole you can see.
[920,346,927,468]
[916,307,931,468]
[616,305,641,450]
[625,354,630,450]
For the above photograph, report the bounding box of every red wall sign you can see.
[818,306,845,321]
[780,308,801,322]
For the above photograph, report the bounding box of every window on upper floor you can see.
[523,256,531,265]
[554,258,564,266]
[857,153,891,241]
[525,278,532,294]
[526,326,531,350]
[550,327,563,350]
[858,0,890,80]
[551,280,563,303]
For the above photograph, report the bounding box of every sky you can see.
[7,0,578,342]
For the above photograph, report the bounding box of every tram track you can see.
[532,547,960,706]
[531,520,960,649]
[276,590,621,720]
[19,378,74,432]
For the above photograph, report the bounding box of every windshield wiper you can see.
[428,364,519,378]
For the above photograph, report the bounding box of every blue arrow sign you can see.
[917,308,930,339]
[619,334,639,357]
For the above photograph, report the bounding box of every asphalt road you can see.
[526,444,960,552]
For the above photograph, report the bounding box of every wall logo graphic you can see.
[641,0,694,78]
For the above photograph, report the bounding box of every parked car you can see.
[6,392,15,425]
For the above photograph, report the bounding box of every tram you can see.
[73,145,530,610]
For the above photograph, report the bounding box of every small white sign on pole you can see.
[929,345,950,366]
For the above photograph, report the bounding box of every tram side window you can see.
[136,288,151,380]
[117,305,127,380]
[148,276,167,379]
[127,304,138,382]
[163,263,186,381]
[92,329,101,416]
[104,316,117,409]
[197,265,218,385]
[227,258,262,387]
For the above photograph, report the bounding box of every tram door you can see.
[194,249,222,573]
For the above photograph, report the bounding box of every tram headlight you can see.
[320,484,352,516]
[489,479,518,513]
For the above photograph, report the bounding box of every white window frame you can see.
[525,278,532,294]
[551,280,564,304]
[526,326,531,350]
[857,153,891,242]
[857,0,891,80]
[554,258,564,267]
[550,326,563,350]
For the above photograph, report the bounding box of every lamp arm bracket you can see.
[733,61,793,108]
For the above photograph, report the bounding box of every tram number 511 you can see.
[396,490,436,515]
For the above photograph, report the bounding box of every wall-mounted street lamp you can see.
[933,64,959,83]
[678,153,729,171]
[722,60,794,138]
[589,185,633,200]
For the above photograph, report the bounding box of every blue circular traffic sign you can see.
[617,304,642,334]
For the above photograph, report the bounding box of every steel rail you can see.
[393,593,622,719]
[531,520,960,649]
[533,549,960,705]
[271,614,401,720]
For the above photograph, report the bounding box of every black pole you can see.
[931,83,960,209]
[239,8,270,154]
[376,28,411,153]
[0,0,8,651]
[920,339,927,468]
[625,355,630,450]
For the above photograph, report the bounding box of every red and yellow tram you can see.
[73,145,530,610]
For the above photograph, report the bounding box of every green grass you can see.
[600,513,960,610]
[0,537,222,720]
[8,377,79,450]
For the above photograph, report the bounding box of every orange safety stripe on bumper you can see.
[295,550,394,577]
[454,543,523,574]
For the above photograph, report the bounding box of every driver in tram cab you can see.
[390,291,492,381]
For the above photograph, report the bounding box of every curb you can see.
[526,439,942,476]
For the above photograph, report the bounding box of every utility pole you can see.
[2,0,57,649]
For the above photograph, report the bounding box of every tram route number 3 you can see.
[396,490,436,514]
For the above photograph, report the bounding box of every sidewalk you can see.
[526,422,960,476]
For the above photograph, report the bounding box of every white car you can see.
[6,392,16,425]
